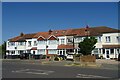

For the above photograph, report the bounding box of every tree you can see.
[0,45,2,54]
[78,37,97,55]
[2,41,6,55]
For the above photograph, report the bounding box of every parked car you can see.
[58,55,66,60]
[66,54,74,60]
[20,53,30,59]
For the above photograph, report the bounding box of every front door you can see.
[33,51,35,59]
[106,49,110,59]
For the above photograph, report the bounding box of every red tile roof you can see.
[37,37,45,41]
[34,32,50,38]
[8,26,120,41]
[31,47,37,50]
[9,33,36,42]
[8,36,22,42]
[103,45,120,48]
[57,44,74,49]
[48,35,57,40]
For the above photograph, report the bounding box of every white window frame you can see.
[28,41,32,47]
[98,36,102,42]
[116,36,120,43]
[18,42,24,46]
[61,39,65,44]
[38,49,45,54]
[38,41,46,45]
[34,41,37,46]
[48,49,57,54]
[49,40,57,45]
[105,36,111,43]
[10,42,15,46]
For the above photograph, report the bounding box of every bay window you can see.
[49,40,57,45]
[9,42,15,46]
[48,49,57,54]
[38,41,46,45]
[18,42,24,46]
[38,49,45,54]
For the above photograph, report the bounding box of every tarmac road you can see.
[2,60,119,79]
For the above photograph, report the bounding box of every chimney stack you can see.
[20,32,24,37]
[48,29,52,34]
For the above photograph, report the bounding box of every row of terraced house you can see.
[6,26,120,59]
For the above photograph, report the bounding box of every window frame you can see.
[105,36,111,43]
[61,38,65,44]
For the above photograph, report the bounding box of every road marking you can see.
[12,69,54,75]
[76,74,110,78]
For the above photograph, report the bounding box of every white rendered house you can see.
[6,26,120,59]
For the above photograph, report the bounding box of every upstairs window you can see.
[49,40,57,45]
[117,36,120,43]
[28,41,32,47]
[38,41,46,45]
[98,36,101,42]
[18,42,24,46]
[34,41,37,46]
[75,37,82,42]
[67,38,73,43]
[10,42,15,46]
[61,39,65,44]
[105,36,111,43]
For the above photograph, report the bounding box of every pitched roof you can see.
[8,36,22,42]
[48,35,58,40]
[8,26,120,41]
[88,26,120,36]
[70,26,120,36]
[22,33,36,39]
[34,32,50,38]
[37,36,45,41]
[9,33,36,42]
[90,26,120,33]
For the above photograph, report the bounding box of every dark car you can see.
[20,53,31,59]
[58,55,66,60]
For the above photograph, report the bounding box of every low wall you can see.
[80,55,96,62]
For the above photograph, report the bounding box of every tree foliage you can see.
[78,37,97,55]
[2,41,6,54]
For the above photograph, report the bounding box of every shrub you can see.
[54,57,60,61]
[78,37,97,55]
[74,54,82,57]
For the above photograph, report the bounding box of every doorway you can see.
[106,49,110,59]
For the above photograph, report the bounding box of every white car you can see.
[66,54,74,60]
